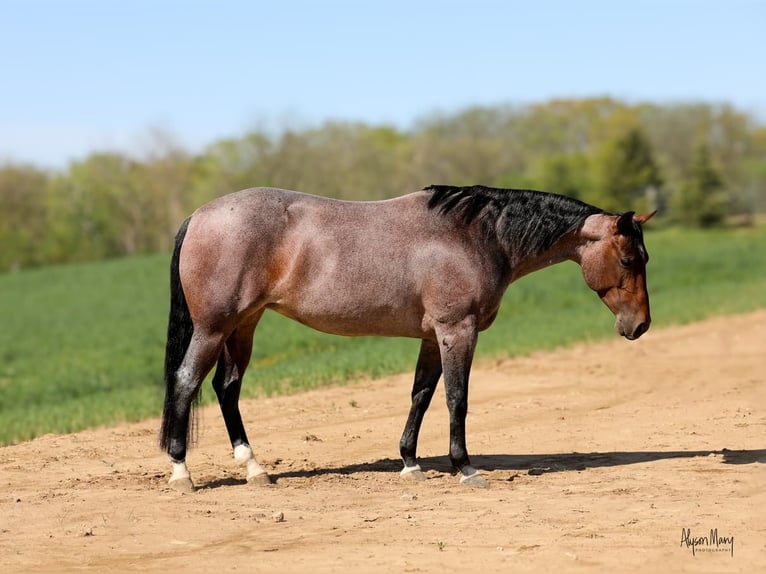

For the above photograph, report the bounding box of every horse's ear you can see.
[634,210,657,225]
[616,211,636,236]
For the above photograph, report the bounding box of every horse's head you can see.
[579,210,656,340]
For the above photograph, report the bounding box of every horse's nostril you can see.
[633,322,648,339]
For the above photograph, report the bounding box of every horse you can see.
[159,184,655,491]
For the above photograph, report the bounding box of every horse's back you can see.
[192,187,428,231]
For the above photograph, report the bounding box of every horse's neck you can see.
[506,226,583,282]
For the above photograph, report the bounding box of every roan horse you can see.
[160,185,654,491]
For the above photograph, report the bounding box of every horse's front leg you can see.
[436,317,487,487]
[399,339,442,480]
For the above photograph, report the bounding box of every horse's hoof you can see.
[247,472,273,486]
[400,465,426,481]
[169,477,195,493]
[459,470,488,488]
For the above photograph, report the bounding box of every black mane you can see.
[424,184,605,259]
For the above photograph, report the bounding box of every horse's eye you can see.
[620,257,634,269]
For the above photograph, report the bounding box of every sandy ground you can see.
[1,311,764,573]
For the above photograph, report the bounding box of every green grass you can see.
[1,224,765,445]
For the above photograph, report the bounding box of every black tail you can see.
[159,217,194,451]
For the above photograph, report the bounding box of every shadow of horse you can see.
[196,448,764,489]
[266,448,766,482]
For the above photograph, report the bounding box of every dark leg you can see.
[167,330,225,491]
[211,312,271,485]
[211,345,248,448]
[436,316,486,487]
[399,339,442,479]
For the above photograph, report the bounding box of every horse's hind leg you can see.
[166,331,224,492]
[399,339,442,481]
[212,312,272,485]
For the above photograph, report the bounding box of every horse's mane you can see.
[424,184,605,259]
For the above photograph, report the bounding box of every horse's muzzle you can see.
[616,317,650,341]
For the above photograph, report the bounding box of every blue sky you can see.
[1,0,763,168]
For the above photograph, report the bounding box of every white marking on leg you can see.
[233,444,268,480]
[170,461,190,482]
[400,464,422,477]
[400,463,426,481]
[459,465,481,483]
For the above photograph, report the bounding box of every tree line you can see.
[2,97,765,271]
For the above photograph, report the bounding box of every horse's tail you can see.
[159,216,194,451]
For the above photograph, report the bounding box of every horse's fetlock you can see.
[233,444,254,464]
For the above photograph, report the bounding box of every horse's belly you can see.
[266,297,426,339]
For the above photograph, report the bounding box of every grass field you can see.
[1,224,765,445]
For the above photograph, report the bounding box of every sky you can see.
[1,0,764,168]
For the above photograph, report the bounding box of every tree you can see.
[0,163,50,270]
[529,153,591,199]
[672,143,727,227]
[591,127,663,212]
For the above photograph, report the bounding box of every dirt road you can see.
[1,311,764,573]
